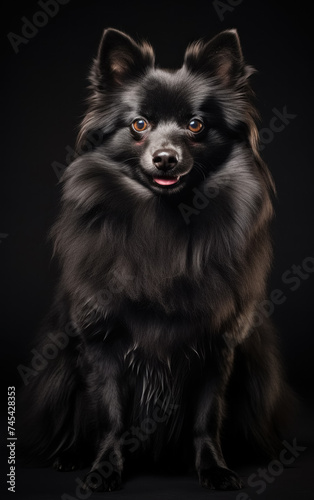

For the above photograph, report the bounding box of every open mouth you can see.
[153,176,180,187]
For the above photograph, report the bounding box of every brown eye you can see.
[188,119,204,133]
[132,118,148,132]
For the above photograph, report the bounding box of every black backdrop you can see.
[1,0,314,498]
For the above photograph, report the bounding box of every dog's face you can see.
[109,69,234,195]
[79,29,255,196]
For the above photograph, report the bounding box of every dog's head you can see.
[77,28,258,196]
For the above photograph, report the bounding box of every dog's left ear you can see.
[92,28,155,89]
[184,30,251,88]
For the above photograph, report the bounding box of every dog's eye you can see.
[188,119,204,133]
[132,119,148,132]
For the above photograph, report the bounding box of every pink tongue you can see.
[154,177,179,186]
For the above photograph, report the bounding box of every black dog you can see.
[20,28,293,491]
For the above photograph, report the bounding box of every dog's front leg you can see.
[193,345,243,490]
[81,341,125,492]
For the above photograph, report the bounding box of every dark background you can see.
[1,0,313,498]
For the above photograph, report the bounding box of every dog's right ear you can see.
[91,28,155,89]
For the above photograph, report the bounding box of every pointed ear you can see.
[92,28,155,89]
[184,30,251,88]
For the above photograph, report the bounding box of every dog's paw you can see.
[82,470,122,492]
[199,466,244,490]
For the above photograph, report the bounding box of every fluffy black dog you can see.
[20,28,293,491]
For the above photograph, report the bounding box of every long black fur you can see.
[19,28,293,491]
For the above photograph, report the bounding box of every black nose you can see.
[152,149,178,171]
